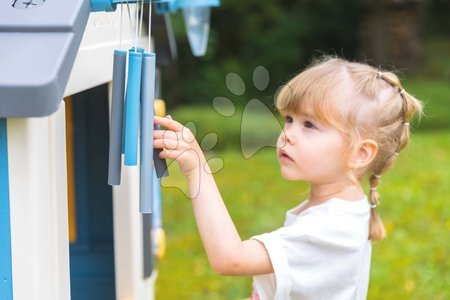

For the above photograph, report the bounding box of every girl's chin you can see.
[279,168,302,181]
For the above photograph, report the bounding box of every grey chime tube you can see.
[153,124,169,179]
[108,50,127,185]
[140,53,156,213]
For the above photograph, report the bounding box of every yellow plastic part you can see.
[65,97,77,243]
[153,99,167,259]
[154,99,166,117]
[154,228,166,259]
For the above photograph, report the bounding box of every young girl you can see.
[152,57,423,299]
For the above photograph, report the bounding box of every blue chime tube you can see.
[108,50,127,185]
[122,48,144,155]
[139,53,156,213]
[124,50,143,166]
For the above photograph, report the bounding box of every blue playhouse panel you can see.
[70,86,116,300]
[0,119,13,300]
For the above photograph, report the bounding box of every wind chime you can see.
[103,0,220,257]
[107,1,165,215]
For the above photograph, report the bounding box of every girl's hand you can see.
[153,115,206,177]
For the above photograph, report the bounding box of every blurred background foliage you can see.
[161,0,449,110]
[157,0,449,152]
[154,0,449,299]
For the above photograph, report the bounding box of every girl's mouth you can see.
[278,150,294,162]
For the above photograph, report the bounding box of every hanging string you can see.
[126,2,136,49]
[139,0,145,50]
[119,4,123,50]
[148,1,152,52]
[135,2,139,51]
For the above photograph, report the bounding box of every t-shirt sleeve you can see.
[250,213,365,299]
[250,228,293,299]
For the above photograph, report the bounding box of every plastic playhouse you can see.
[0,0,219,299]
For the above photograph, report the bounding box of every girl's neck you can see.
[308,181,365,205]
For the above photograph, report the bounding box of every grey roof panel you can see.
[0,0,91,117]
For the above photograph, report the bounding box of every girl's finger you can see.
[154,129,179,140]
[153,115,183,132]
[158,148,181,160]
[153,138,180,150]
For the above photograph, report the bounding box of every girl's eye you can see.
[284,116,293,123]
[304,121,316,129]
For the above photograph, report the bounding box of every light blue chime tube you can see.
[182,6,211,57]
[124,50,143,166]
[140,53,156,213]
[177,0,220,57]
[108,50,127,185]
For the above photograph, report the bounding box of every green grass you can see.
[155,131,450,299]
[156,76,449,298]
[403,78,450,131]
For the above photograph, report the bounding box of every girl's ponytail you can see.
[367,71,423,242]
[368,174,386,241]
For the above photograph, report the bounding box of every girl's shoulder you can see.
[286,196,370,219]
[283,197,371,244]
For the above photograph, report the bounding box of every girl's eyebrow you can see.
[298,112,316,119]
[281,111,318,122]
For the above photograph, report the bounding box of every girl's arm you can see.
[153,115,274,276]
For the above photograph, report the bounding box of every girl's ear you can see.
[348,139,378,170]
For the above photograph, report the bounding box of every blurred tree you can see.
[164,0,363,108]
[358,0,425,68]
[423,0,450,36]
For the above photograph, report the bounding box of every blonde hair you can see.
[275,56,423,242]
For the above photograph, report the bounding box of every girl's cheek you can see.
[277,133,286,147]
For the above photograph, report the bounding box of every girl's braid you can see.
[368,70,416,240]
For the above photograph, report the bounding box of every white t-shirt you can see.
[250,197,372,300]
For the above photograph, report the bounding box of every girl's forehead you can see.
[281,109,316,119]
[281,101,333,120]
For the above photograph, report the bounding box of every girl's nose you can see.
[280,129,295,145]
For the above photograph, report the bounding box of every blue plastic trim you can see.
[0,118,13,300]
[155,0,177,14]
[90,0,117,12]
[91,0,171,12]
[176,0,220,8]
[91,0,219,13]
